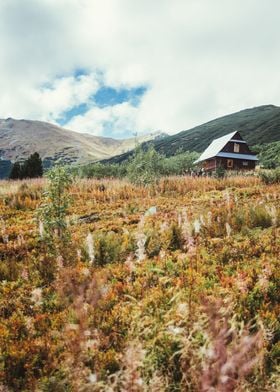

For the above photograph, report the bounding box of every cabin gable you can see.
[194,131,258,172]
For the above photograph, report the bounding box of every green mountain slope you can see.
[104,105,280,163]
[254,141,280,168]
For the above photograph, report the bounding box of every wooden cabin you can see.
[194,131,258,172]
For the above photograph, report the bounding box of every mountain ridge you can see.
[1,104,280,178]
[0,117,165,165]
[102,104,280,164]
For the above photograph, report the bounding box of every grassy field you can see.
[0,176,279,391]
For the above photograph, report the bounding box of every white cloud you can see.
[36,73,99,123]
[0,0,280,136]
[66,102,139,137]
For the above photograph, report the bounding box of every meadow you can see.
[0,175,279,391]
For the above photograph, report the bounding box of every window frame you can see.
[227,159,234,168]
[233,143,240,153]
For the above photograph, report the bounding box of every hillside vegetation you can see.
[254,141,280,169]
[1,105,280,180]
[0,118,163,178]
[0,174,279,391]
[75,148,199,182]
[105,105,280,164]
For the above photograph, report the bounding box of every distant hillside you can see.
[104,105,280,163]
[0,118,165,178]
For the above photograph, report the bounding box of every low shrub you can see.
[259,168,280,184]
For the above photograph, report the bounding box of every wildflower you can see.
[207,211,212,226]
[258,263,272,291]
[66,323,79,331]
[160,221,169,233]
[88,373,97,384]
[120,341,146,389]
[136,378,143,386]
[168,325,183,335]
[21,268,29,280]
[85,339,99,350]
[2,234,9,244]
[205,347,216,360]
[258,275,269,291]
[144,206,157,216]
[220,375,230,384]
[31,288,43,305]
[224,190,231,207]
[100,285,109,296]
[200,300,263,392]
[57,255,64,268]
[38,220,44,238]
[177,302,188,317]
[25,317,34,333]
[1,219,8,243]
[187,236,196,257]
[178,212,182,227]
[193,219,201,234]
[265,205,277,225]
[86,232,95,264]
[235,272,248,294]
[81,267,90,277]
[17,234,24,246]
[125,255,135,272]
[135,233,147,261]
[182,210,192,239]
[225,222,232,237]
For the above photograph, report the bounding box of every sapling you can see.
[38,165,72,254]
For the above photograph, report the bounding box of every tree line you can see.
[9,152,43,179]
[73,146,199,185]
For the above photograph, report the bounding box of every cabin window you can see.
[234,143,240,153]
[227,159,233,168]
[243,161,248,166]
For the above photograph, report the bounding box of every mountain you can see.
[0,118,165,177]
[1,105,280,178]
[104,105,280,163]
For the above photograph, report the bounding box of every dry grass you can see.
[0,175,279,391]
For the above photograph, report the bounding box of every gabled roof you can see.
[194,131,257,163]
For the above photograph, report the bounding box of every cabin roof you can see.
[216,152,258,161]
[194,131,258,163]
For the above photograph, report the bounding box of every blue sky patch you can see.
[57,83,147,127]
[73,68,89,78]
[94,86,146,108]
[58,103,89,126]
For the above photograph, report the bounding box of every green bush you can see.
[249,206,272,229]
[215,166,226,178]
[75,162,126,179]
[126,145,163,186]
[94,232,122,266]
[259,168,280,184]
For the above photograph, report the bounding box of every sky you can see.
[0,0,280,139]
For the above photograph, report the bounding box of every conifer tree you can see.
[20,152,43,178]
[9,161,22,179]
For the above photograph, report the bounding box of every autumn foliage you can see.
[0,174,279,391]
